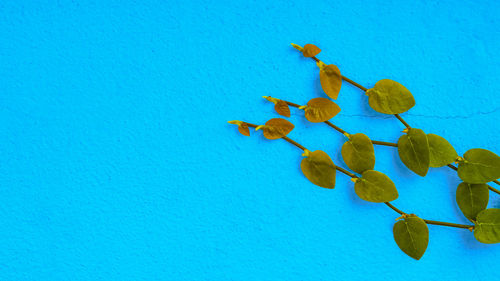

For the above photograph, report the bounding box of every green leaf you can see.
[318,63,342,100]
[341,133,375,174]
[427,134,458,168]
[474,209,500,244]
[303,97,341,123]
[300,150,336,189]
[457,148,500,184]
[397,128,430,176]
[366,79,415,114]
[393,216,429,260]
[354,170,398,203]
[456,182,489,221]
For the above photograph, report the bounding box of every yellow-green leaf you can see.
[319,64,342,100]
[428,134,458,168]
[474,209,500,244]
[300,150,336,189]
[259,118,294,140]
[366,79,415,114]
[274,100,291,117]
[457,148,500,184]
[397,128,430,176]
[303,97,341,123]
[341,133,375,174]
[354,170,398,203]
[302,44,321,57]
[456,182,489,221]
[393,216,429,260]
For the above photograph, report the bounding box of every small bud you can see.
[298,105,307,110]
[301,149,311,157]
[228,120,243,126]
[290,43,304,52]
[455,156,465,164]
[263,96,279,104]
[350,178,358,183]
[402,128,409,133]
[316,61,327,69]
[255,125,265,131]
[343,132,350,138]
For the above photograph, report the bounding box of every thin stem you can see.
[384,203,473,229]
[324,121,348,135]
[284,101,301,108]
[487,185,500,195]
[385,202,404,215]
[423,220,473,229]
[394,114,411,129]
[335,166,358,178]
[371,140,398,147]
[245,122,258,128]
[341,75,368,92]
[282,136,306,151]
[493,179,500,186]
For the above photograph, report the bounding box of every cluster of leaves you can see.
[229,43,500,260]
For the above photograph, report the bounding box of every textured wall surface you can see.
[1,0,500,280]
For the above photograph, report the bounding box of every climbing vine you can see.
[228,43,500,260]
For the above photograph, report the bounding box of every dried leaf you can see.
[300,150,336,189]
[354,170,398,203]
[274,100,291,117]
[319,64,342,99]
[228,120,250,137]
[457,148,500,184]
[302,44,321,57]
[341,133,375,174]
[259,118,294,140]
[366,79,415,114]
[474,208,500,244]
[303,97,341,123]
[238,123,250,136]
[456,182,489,221]
[397,128,430,177]
[428,134,458,168]
[393,215,429,260]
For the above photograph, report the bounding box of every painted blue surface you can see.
[1,0,499,280]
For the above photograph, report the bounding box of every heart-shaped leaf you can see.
[456,182,489,221]
[457,148,500,184]
[366,79,415,114]
[474,208,500,244]
[257,118,294,140]
[397,128,430,176]
[238,123,250,136]
[318,63,342,100]
[393,215,429,260]
[300,150,336,189]
[302,44,321,57]
[303,97,341,123]
[274,100,291,117]
[428,134,458,168]
[228,120,250,136]
[354,170,398,203]
[341,133,375,174]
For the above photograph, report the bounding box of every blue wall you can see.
[1,0,499,280]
